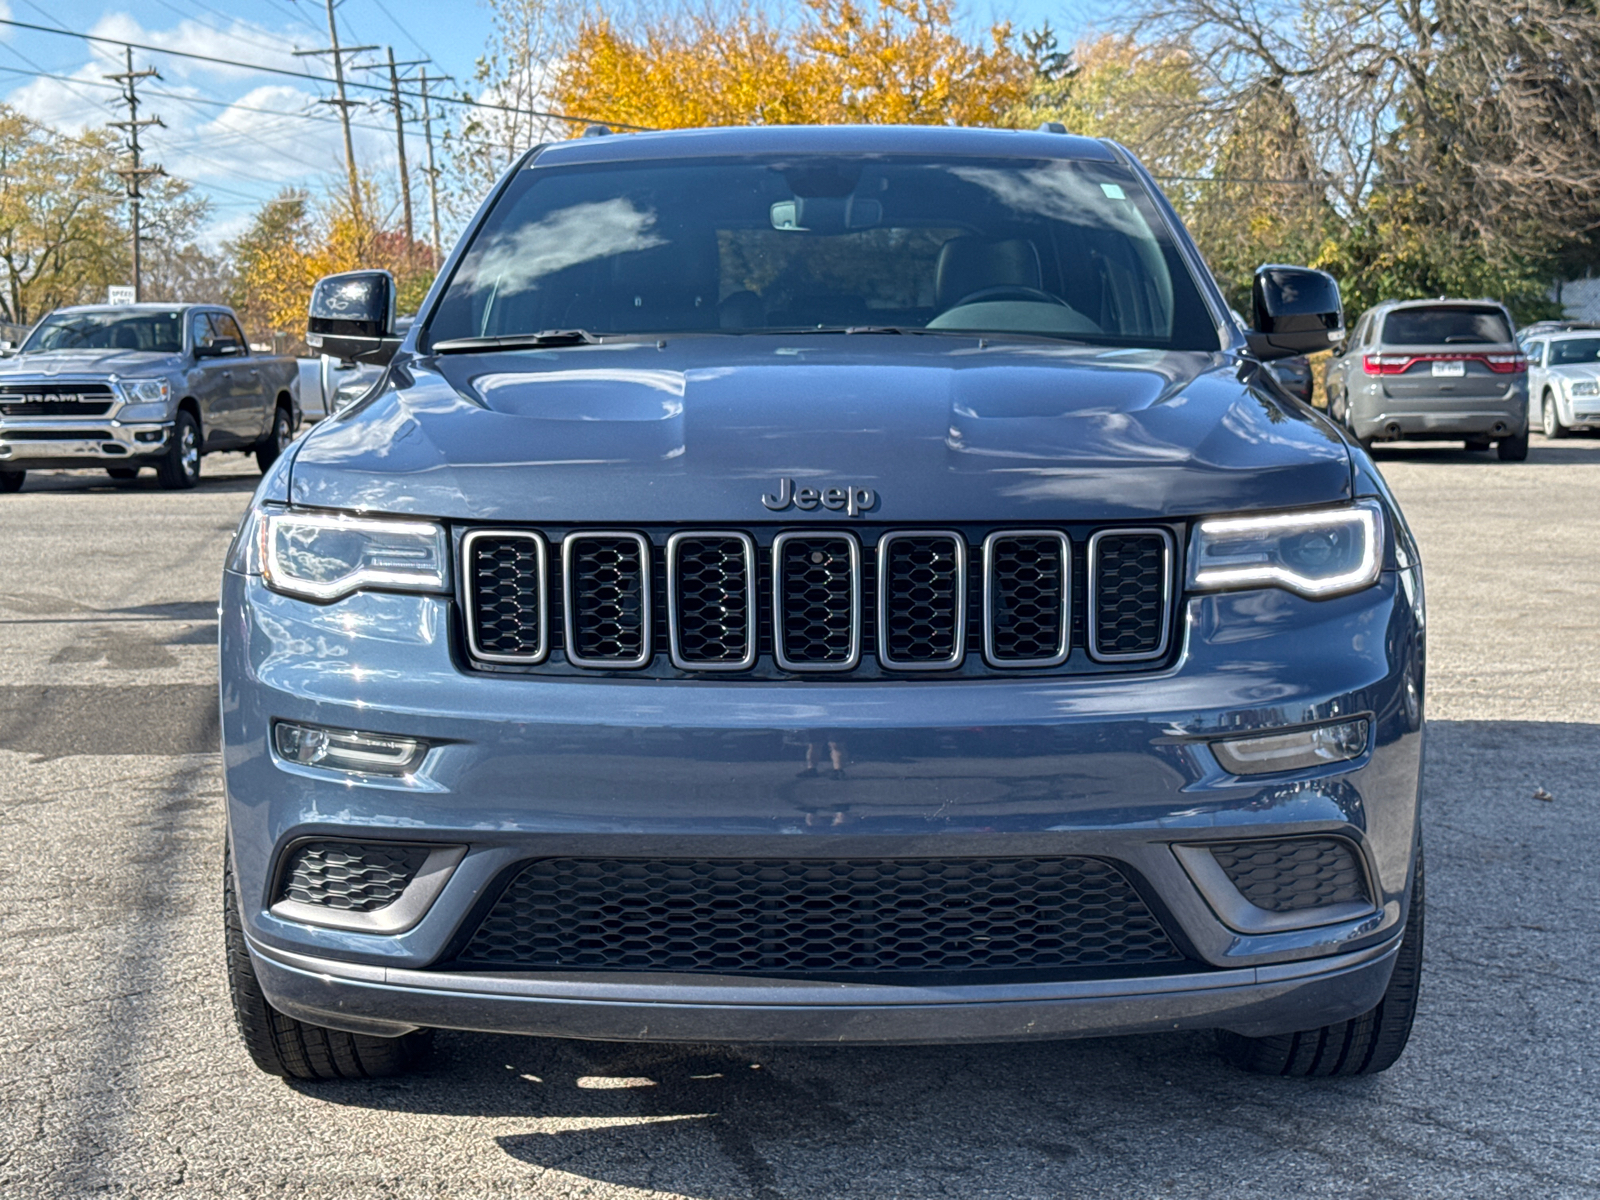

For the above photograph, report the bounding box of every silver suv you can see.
[1325,299,1529,460]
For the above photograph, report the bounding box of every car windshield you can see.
[22,310,184,354]
[426,154,1219,350]
[1550,337,1600,365]
[1381,307,1512,346]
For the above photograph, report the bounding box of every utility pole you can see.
[416,70,452,270]
[293,0,377,218]
[357,48,429,248]
[105,47,164,302]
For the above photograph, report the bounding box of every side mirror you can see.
[1246,265,1344,361]
[307,269,399,365]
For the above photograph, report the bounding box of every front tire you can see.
[0,469,22,493]
[1544,391,1568,439]
[1218,852,1424,1077]
[1498,430,1530,461]
[156,411,202,490]
[255,403,293,473]
[224,844,432,1080]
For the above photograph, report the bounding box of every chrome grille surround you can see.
[666,530,758,671]
[772,531,861,672]
[982,529,1071,668]
[876,530,966,670]
[461,529,549,663]
[562,531,652,668]
[1086,528,1174,663]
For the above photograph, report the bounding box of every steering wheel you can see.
[948,286,1069,308]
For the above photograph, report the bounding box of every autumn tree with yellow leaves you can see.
[554,0,1032,132]
[227,181,435,349]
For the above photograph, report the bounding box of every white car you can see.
[1521,330,1600,436]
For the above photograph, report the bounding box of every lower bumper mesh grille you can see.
[1209,838,1369,912]
[278,841,431,912]
[454,856,1183,976]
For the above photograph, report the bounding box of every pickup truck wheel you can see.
[1544,392,1568,438]
[224,843,432,1080]
[0,469,23,493]
[255,404,293,473]
[1218,852,1423,1077]
[1497,431,1530,461]
[105,467,139,480]
[156,411,201,490]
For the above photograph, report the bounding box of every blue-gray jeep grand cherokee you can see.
[220,125,1426,1081]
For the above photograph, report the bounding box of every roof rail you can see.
[580,123,613,138]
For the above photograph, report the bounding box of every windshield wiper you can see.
[430,330,603,353]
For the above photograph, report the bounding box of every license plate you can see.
[1431,360,1465,377]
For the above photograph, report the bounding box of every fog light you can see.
[273,721,426,776]
[134,429,163,443]
[1212,718,1368,775]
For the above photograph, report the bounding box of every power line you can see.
[0,15,652,130]
[292,0,375,216]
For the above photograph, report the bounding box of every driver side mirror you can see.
[307,270,400,365]
[1247,265,1344,361]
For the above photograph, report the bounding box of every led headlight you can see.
[1212,718,1369,775]
[1188,500,1382,598]
[261,510,448,601]
[116,377,171,421]
[1568,380,1600,398]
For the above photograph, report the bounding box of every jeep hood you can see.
[289,338,1352,522]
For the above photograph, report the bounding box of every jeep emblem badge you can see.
[761,477,877,517]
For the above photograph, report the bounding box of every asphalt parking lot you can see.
[2,441,1598,1200]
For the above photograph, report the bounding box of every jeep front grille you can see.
[668,532,757,670]
[464,530,548,662]
[453,855,1184,977]
[563,532,650,667]
[1088,529,1173,661]
[877,532,965,668]
[774,532,860,670]
[984,531,1071,666]
[460,525,1178,676]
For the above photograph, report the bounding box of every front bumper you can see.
[248,934,1401,1043]
[0,418,170,467]
[222,563,1425,1044]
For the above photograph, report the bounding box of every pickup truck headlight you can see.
[261,510,449,602]
[116,377,170,420]
[1568,380,1600,398]
[1187,500,1382,598]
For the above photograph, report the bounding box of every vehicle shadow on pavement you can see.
[274,718,1600,1197]
[1373,437,1600,465]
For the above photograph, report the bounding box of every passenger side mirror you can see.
[1247,265,1344,361]
[307,270,400,365]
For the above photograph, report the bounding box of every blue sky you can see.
[0,0,1097,246]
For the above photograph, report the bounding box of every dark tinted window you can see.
[1381,307,1512,346]
[428,155,1219,350]
[23,310,183,354]
[1549,337,1600,365]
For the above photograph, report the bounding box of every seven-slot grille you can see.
[453,855,1184,976]
[461,526,1177,673]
